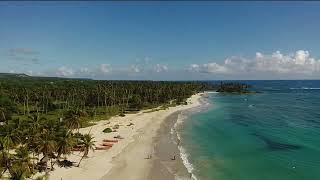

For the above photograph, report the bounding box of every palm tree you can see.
[64,109,82,131]
[25,114,45,169]
[9,165,28,180]
[55,129,75,159]
[0,123,19,153]
[0,166,3,179]
[0,142,10,177]
[35,129,57,171]
[0,107,6,123]
[0,143,32,180]
[77,133,95,167]
[14,146,32,176]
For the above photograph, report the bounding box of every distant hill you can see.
[0,73,91,81]
[0,73,30,78]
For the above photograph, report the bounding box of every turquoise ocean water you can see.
[178,80,320,180]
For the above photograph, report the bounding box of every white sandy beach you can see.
[48,93,203,180]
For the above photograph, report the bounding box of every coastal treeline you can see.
[216,82,252,93]
[0,78,214,119]
[0,76,214,179]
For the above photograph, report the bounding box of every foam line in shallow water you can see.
[175,113,198,180]
[290,87,320,90]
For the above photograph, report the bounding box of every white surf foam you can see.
[172,96,212,180]
[290,87,320,90]
[178,145,198,180]
[173,112,198,180]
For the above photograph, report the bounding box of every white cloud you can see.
[35,72,43,76]
[130,65,141,73]
[99,64,111,74]
[26,70,33,76]
[188,62,230,74]
[188,64,200,72]
[56,66,74,77]
[256,52,264,59]
[75,67,94,77]
[188,50,320,78]
[154,64,168,73]
[80,67,90,73]
[202,62,230,74]
[294,50,309,65]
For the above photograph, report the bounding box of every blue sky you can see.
[1,1,320,80]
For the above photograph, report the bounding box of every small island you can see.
[216,82,257,94]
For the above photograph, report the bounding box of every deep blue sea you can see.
[178,80,320,180]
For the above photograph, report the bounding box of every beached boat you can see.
[103,139,119,143]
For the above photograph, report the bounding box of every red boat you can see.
[103,139,118,143]
[101,143,113,147]
[95,146,111,150]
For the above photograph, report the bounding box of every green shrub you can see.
[103,127,112,133]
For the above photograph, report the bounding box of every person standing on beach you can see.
[171,154,176,160]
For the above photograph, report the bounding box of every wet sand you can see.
[147,111,192,180]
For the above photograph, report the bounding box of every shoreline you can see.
[48,93,204,180]
[147,94,211,180]
[147,111,191,180]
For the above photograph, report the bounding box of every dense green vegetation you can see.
[216,82,254,93]
[0,77,214,122]
[102,128,112,133]
[0,75,214,179]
